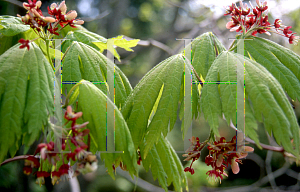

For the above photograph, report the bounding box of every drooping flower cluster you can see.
[23,106,98,186]
[17,0,84,50]
[183,136,207,175]
[205,136,254,184]
[183,135,254,184]
[224,0,299,45]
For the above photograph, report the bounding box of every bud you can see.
[50,3,58,10]
[74,20,84,25]
[65,11,77,21]
[43,16,56,23]
[231,158,240,174]
[216,154,223,167]
[36,1,42,9]
[58,1,67,14]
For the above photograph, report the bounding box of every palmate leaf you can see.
[0,16,30,36]
[121,54,200,157]
[236,36,300,102]
[191,32,226,79]
[76,80,137,178]
[141,135,187,192]
[200,51,299,155]
[0,42,54,163]
[62,41,132,109]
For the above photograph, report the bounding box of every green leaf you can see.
[62,41,132,109]
[140,135,187,192]
[191,32,226,79]
[0,28,39,55]
[59,24,87,38]
[121,54,200,157]
[76,80,137,178]
[201,51,299,155]
[0,16,30,36]
[0,42,54,163]
[239,37,300,102]
[63,30,107,52]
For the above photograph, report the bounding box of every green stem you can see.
[61,44,72,62]
[46,40,55,71]
[63,82,82,108]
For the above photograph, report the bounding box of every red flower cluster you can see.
[17,0,84,50]
[183,136,206,175]
[19,0,55,32]
[183,135,254,184]
[23,106,98,186]
[47,1,84,28]
[205,136,254,184]
[225,0,299,45]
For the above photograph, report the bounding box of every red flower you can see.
[35,171,50,186]
[23,166,32,175]
[24,156,40,168]
[51,171,61,185]
[18,39,30,50]
[288,34,299,45]
[283,26,293,37]
[23,0,40,10]
[47,23,59,36]
[59,164,70,181]
[274,19,281,28]
[66,152,76,161]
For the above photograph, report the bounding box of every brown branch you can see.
[2,0,23,8]
[244,137,284,153]
[123,36,175,56]
[0,155,30,167]
[116,168,174,192]
[80,10,111,22]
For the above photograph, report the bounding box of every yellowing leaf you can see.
[93,35,139,61]
[112,35,140,52]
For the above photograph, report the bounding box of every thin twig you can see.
[81,10,111,22]
[123,36,175,56]
[2,0,23,8]
[116,168,174,192]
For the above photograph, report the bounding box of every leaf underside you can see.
[76,80,137,178]
[0,42,54,162]
[239,37,300,102]
[141,135,187,192]
[121,54,200,158]
[200,51,299,156]
[62,41,132,109]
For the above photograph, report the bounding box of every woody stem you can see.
[0,155,31,166]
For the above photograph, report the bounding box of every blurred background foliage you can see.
[0,0,300,191]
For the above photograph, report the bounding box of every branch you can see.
[123,36,175,56]
[116,168,173,192]
[0,155,30,166]
[212,161,290,192]
[80,10,111,22]
[2,0,23,8]
[226,118,285,153]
